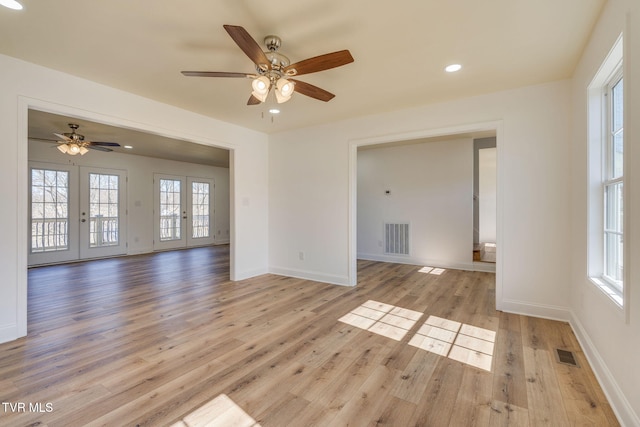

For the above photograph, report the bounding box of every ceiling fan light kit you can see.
[275,78,294,103]
[181,25,354,107]
[57,143,88,156]
[251,75,270,102]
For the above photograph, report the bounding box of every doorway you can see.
[473,137,497,263]
[153,174,216,251]
[28,162,127,266]
[350,123,501,287]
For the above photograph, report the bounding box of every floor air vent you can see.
[385,223,409,255]
[555,349,579,367]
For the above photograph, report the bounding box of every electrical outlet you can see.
[299,251,305,261]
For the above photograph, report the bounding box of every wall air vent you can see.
[385,223,410,255]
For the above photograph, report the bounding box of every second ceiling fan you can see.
[182,25,354,105]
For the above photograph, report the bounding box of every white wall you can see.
[270,80,572,318]
[357,138,474,270]
[28,140,231,256]
[0,54,269,344]
[569,0,640,425]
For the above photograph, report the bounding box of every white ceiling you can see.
[3,1,604,147]
[27,110,230,167]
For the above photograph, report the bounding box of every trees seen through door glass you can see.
[159,178,182,241]
[31,168,69,253]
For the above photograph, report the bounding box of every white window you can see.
[191,181,211,239]
[30,168,70,253]
[159,178,182,241]
[587,35,625,307]
[603,74,623,292]
[88,172,120,248]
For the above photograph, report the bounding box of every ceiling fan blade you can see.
[223,25,270,71]
[89,141,121,147]
[290,79,335,102]
[181,71,254,78]
[247,95,261,105]
[284,50,354,76]
[28,137,58,142]
[87,145,113,152]
[53,133,72,142]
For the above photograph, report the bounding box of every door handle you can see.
[81,219,86,223]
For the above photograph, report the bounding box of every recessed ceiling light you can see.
[445,64,462,73]
[123,145,133,149]
[269,108,280,114]
[0,0,23,10]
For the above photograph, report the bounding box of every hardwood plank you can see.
[488,399,530,427]
[448,366,493,427]
[368,396,417,426]
[554,360,615,426]
[491,311,529,411]
[256,392,310,427]
[409,358,466,426]
[79,360,229,427]
[390,349,439,404]
[522,345,570,426]
[326,365,395,427]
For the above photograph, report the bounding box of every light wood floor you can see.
[0,246,619,426]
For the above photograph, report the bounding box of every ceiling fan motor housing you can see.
[264,35,281,51]
[64,123,84,141]
[257,35,290,74]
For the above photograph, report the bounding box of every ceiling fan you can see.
[31,123,121,156]
[181,25,354,105]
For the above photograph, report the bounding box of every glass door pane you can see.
[28,162,79,266]
[88,173,120,247]
[187,177,215,246]
[31,168,69,252]
[154,174,186,250]
[160,178,182,241]
[192,181,209,238]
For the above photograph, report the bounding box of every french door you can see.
[153,174,215,251]
[79,167,128,259]
[28,162,127,266]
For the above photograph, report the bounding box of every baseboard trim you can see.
[232,267,269,281]
[0,323,19,345]
[569,312,639,427]
[499,298,572,322]
[269,266,352,287]
[357,252,495,273]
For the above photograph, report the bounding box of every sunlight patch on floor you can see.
[170,394,261,427]
[338,300,423,341]
[409,315,496,371]
[418,266,446,275]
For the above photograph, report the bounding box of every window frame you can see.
[602,71,623,293]
[587,34,626,312]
